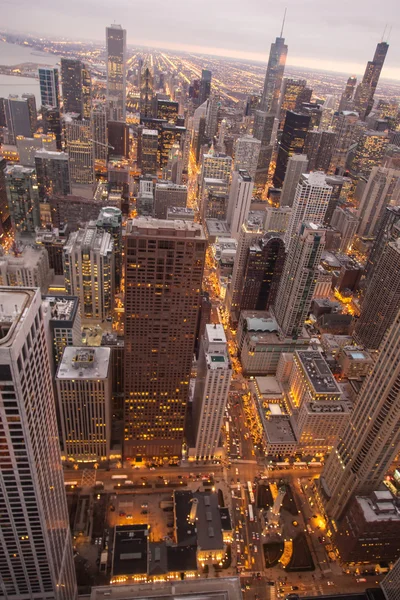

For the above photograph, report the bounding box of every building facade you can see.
[106,24,126,121]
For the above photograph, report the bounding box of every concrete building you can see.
[192,324,232,460]
[35,149,71,200]
[63,224,114,323]
[64,115,94,185]
[16,133,56,166]
[233,135,261,180]
[5,164,40,233]
[279,154,309,208]
[0,287,77,598]
[227,170,254,240]
[56,347,111,463]
[0,246,51,293]
[42,295,81,367]
[154,182,188,219]
[106,24,126,121]
[140,129,158,175]
[313,266,333,299]
[96,206,123,293]
[167,206,195,221]
[382,557,400,600]
[200,152,232,196]
[331,206,359,253]
[350,130,389,179]
[91,103,108,162]
[337,346,374,379]
[264,205,292,232]
[35,224,68,275]
[357,167,400,238]
[49,192,120,232]
[124,218,206,459]
[3,95,36,144]
[60,58,91,118]
[329,111,360,174]
[274,223,326,339]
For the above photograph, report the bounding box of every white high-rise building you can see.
[64,115,94,185]
[357,166,400,238]
[91,103,108,162]
[233,135,261,180]
[193,324,232,460]
[280,154,309,207]
[285,172,332,247]
[205,94,219,139]
[274,223,325,338]
[0,287,77,599]
[321,304,400,523]
[200,151,232,197]
[56,347,111,463]
[227,170,254,239]
[63,223,114,323]
[106,24,126,121]
[331,206,359,253]
[382,557,400,600]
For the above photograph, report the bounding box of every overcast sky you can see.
[2,0,400,79]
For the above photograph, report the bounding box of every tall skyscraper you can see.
[354,41,389,120]
[338,75,357,112]
[233,135,261,180]
[106,24,126,121]
[63,224,114,323]
[280,154,309,207]
[192,324,232,460]
[227,170,254,240]
[124,218,206,459]
[96,206,123,293]
[260,29,288,116]
[330,206,359,253]
[60,58,91,118]
[274,222,325,338]
[91,103,108,162]
[198,69,212,105]
[320,302,400,522]
[357,166,400,238]
[0,287,77,598]
[64,115,95,185]
[38,67,60,108]
[253,110,278,185]
[366,205,400,279]
[285,172,332,246]
[278,78,310,128]
[139,128,158,175]
[42,106,62,150]
[3,96,36,144]
[350,130,389,179]
[107,120,129,158]
[205,94,219,139]
[273,110,311,188]
[140,59,154,118]
[354,238,400,350]
[5,165,40,233]
[381,557,400,600]
[329,110,360,174]
[34,149,71,200]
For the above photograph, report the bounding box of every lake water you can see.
[0,42,60,107]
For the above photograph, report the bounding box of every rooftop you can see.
[254,377,284,397]
[173,490,197,547]
[0,288,37,346]
[296,350,341,395]
[57,346,110,380]
[194,491,224,551]
[205,219,231,237]
[264,416,297,445]
[127,217,205,239]
[112,525,149,577]
[42,296,79,324]
[64,224,113,256]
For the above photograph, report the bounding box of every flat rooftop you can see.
[296,350,341,395]
[57,346,110,380]
[205,219,231,237]
[127,217,205,239]
[42,296,79,324]
[264,416,297,444]
[254,376,283,397]
[194,491,224,551]
[173,490,197,547]
[112,525,149,577]
[0,288,37,346]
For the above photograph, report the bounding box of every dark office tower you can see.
[41,106,62,150]
[303,129,322,171]
[240,233,286,311]
[198,69,212,106]
[106,24,126,121]
[156,98,179,123]
[0,98,6,127]
[315,130,337,172]
[321,304,400,523]
[273,110,310,188]
[160,124,186,168]
[4,96,35,143]
[354,41,389,120]
[260,33,288,116]
[189,79,200,102]
[253,110,277,185]
[97,206,123,293]
[61,58,91,118]
[354,239,400,350]
[195,290,212,357]
[278,78,307,128]
[107,121,129,158]
[22,93,37,133]
[5,165,40,233]
[139,128,158,175]
[0,158,10,235]
[140,59,154,118]
[338,75,357,112]
[366,206,400,279]
[92,103,108,162]
[124,218,206,459]
[34,149,71,200]
[38,67,60,108]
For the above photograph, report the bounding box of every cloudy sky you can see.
[2,0,400,79]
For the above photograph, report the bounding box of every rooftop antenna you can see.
[280,8,287,38]
[381,24,387,42]
[387,26,392,43]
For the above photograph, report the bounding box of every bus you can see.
[247,481,255,504]
[248,504,254,522]
[111,474,128,480]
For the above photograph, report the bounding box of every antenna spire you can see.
[381,24,387,42]
[387,26,392,43]
[280,8,287,38]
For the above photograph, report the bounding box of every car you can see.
[327,581,334,586]
[267,581,274,585]
[141,503,148,508]
[356,578,367,583]
[256,533,260,540]
[119,512,126,517]
[291,586,299,591]
[140,510,148,514]
[253,545,257,553]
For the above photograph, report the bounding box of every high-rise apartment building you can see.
[354,41,389,120]
[91,103,108,162]
[330,206,359,253]
[233,135,261,180]
[35,149,71,200]
[56,347,111,463]
[357,167,400,238]
[139,129,158,175]
[96,206,123,293]
[278,78,310,127]
[0,287,77,598]
[338,75,357,112]
[274,223,325,338]
[285,172,332,247]
[227,170,254,240]
[320,302,400,523]
[260,34,288,115]
[273,110,311,188]
[42,295,81,367]
[63,224,114,323]
[154,182,188,219]
[329,111,360,174]
[198,69,212,106]
[60,58,91,118]
[350,130,389,179]
[124,218,206,459]
[3,95,36,144]
[192,324,232,460]
[354,238,400,350]
[64,115,95,185]
[38,67,60,108]
[279,154,309,207]
[366,205,400,279]
[5,165,40,233]
[106,24,126,121]
[0,246,51,294]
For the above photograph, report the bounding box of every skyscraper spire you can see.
[259,29,288,116]
[354,39,389,120]
[280,7,287,38]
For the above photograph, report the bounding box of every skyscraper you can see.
[233,135,261,180]
[273,110,311,188]
[139,128,158,175]
[96,206,123,293]
[205,94,219,139]
[192,324,232,461]
[0,287,77,598]
[61,58,91,118]
[366,205,400,279]
[273,222,325,338]
[381,557,400,600]
[279,154,309,207]
[227,170,254,240]
[350,130,389,179]
[64,115,95,185]
[91,103,108,162]
[354,41,389,120]
[357,166,400,238]
[198,69,212,105]
[34,149,71,200]
[329,110,360,174]
[5,165,41,233]
[140,59,154,118]
[354,238,400,350]
[124,218,206,459]
[38,67,60,108]
[285,172,332,247]
[107,120,129,158]
[338,75,357,112]
[260,31,288,116]
[3,95,36,144]
[278,78,310,128]
[106,24,126,121]
[320,302,400,522]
